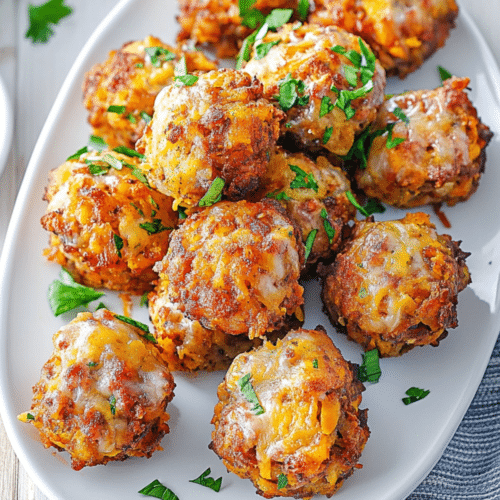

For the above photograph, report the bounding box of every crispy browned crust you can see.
[210,328,369,497]
[355,77,494,208]
[82,35,217,149]
[309,0,459,78]
[136,69,285,209]
[321,213,471,356]
[176,0,300,58]
[20,310,175,470]
[243,23,386,156]
[41,151,178,294]
[150,200,305,341]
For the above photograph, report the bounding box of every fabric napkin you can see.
[407,333,500,499]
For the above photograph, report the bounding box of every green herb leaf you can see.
[312,358,318,369]
[322,126,334,144]
[177,206,188,220]
[239,0,257,18]
[112,146,146,159]
[358,349,381,383]
[144,46,176,67]
[139,480,179,500]
[87,361,98,367]
[66,146,88,161]
[48,269,104,316]
[140,219,173,235]
[438,65,452,83]
[274,73,309,112]
[255,40,280,60]
[108,395,117,415]
[25,0,73,44]
[85,161,109,176]
[358,38,376,85]
[304,229,317,261]
[346,191,385,217]
[135,62,144,68]
[199,177,225,207]
[114,314,157,343]
[127,113,136,124]
[265,8,293,29]
[238,373,265,415]
[359,287,368,298]
[26,413,35,420]
[385,123,406,149]
[87,135,107,152]
[289,164,319,192]
[140,292,149,307]
[330,45,362,67]
[189,468,222,492]
[297,0,309,20]
[175,74,199,86]
[266,189,291,201]
[236,32,257,69]
[102,153,123,170]
[402,387,430,405]
[320,207,335,244]
[392,106,409,125]
[107,105,126,114]
[319,96,334,118]
[95,302,107,311]
[344,64,359,87]
[241,8,265,29]
[277,474,288,489]
[113,234,124,258]
[141,111,152,124]
[331,80,373,120]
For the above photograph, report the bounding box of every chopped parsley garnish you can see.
[86,162,109,176]
[102,153,123,170]
[266,189,291,201]
[265,9,293,29]
[112,146,146,159]
[114,314,157,343]
[322,126,334,144]
[384,123,406,148]
[140,219,173,235]
[402,387,430,405]
[113,234,124,258]
[140,292,149,307]
[87,361,98,367]
[255,40,280,59]
[141,111,152,124]
[48,268,104,316]
[135,62,144,68]
[346,191,385,217]
[289,164,318,192]
[297,0,310,20]
[127,113,136,123]
[438,65,453,83]
[175,74,199,86]
[304,229,317,261]
[26,413,35,420]
[312,358,318,369]
[144,46,176,67]
[199,177,225,207]
[320,208,335,244]
[95,302,107,311]
[359,287,368,298]
[174,55,199,86]
[274,73,309,112]
[25,0,73,44]
[319,96,334,118]
[358,349,381,383]
[109,395,116,415]
[107,105,126,114]
[88,135,108,152]
[331,80,373,120]
[238,373,265,415]
[189,468,222,492]
[177,206,188,220]
[139,479,179,500]
[131,202,145,217]
[392,106,409,124]
[66,146,88,161]
[277,474,288,489]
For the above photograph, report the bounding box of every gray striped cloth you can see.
[407,333,500,499]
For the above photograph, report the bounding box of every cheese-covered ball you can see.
[18,310,175,470]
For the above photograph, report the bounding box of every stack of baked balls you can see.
[19,1,493,496]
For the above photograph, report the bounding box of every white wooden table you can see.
[0,1,499,498]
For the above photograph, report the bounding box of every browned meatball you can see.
[309,0,458,78]
[150,200,304,341]
[136,69,285,210]
[18,309,175,471]
[41,150,177,294]
[243,24,386,155]
[355,77,493,208]
[252,147,356,265]
[321,213,471,357]
[210,327,369,498]
[83,35,217,149]
[176,0,301,58]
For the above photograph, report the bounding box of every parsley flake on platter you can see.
[25,0,73,44]
[189,468,223,492]
[139,479,179,500]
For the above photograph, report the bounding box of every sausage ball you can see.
[18,309,175,471]
[321,213,471,357]
[148,294,299,372]
[355,77,493,208]
[136,69,285,210]
[150,200,305,341]
[252,147,356,266]
[309,0,459,78]
[210,327,369,498]
[83,35,217,149]
[176,0,301,58]
[243,24,386,155]
[41,150,177,294]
